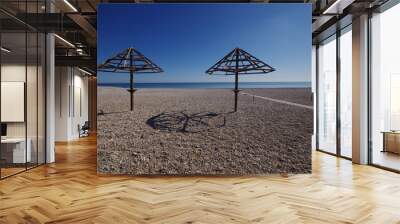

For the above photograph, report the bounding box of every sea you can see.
[98,82,311,89]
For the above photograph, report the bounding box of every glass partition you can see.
[0,31,28,177]
[317,35,337,154]
[0,1,46,179]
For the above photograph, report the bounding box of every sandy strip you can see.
[241,92,313,110]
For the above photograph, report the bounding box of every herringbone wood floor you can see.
[1,135,400,224]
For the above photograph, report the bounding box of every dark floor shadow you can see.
[146,111,230,133]
[98,109,131,116]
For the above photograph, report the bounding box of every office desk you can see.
[382,131,400,154]
[1,138,31,163]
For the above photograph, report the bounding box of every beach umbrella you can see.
[205,48,275,112]
[98,47,163,111]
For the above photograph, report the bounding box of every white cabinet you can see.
[1,138,32,163]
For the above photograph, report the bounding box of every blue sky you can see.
[98,4,311,83]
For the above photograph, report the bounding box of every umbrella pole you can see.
[130,71,134,111]
[233,48,239,112]
[129,49,135,111]
[234,72,239,112]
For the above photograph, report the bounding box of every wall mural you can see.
[97,4,313,175]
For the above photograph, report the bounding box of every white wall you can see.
[55,66,70,141]
[69,71,89,139]
[55,67,89,141]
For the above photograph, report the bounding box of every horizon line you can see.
[97,81,311,84]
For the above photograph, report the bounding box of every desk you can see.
[1,138,31,163]
[382,131,400,154]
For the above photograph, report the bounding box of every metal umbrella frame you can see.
[98,47,163,111]
[206,47,275,112]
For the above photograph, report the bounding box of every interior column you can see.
[352,14,369,164]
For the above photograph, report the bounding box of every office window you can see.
[317,35,337,154]
[370,3,400,171]
[340,26,352,158]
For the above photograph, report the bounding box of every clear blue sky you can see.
[98,4,311,83]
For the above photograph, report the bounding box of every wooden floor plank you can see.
[0,135,400,223]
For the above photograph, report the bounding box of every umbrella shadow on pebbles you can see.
[146,111,229,133]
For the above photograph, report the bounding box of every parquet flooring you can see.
[1,135,400,223]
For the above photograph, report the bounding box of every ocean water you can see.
[98,82,311,89]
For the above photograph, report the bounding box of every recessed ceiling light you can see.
[78,67,93,76]
[54,34,75,48]
[323,0,355,15]
[63,0,78,12]
[1,47,11,53]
